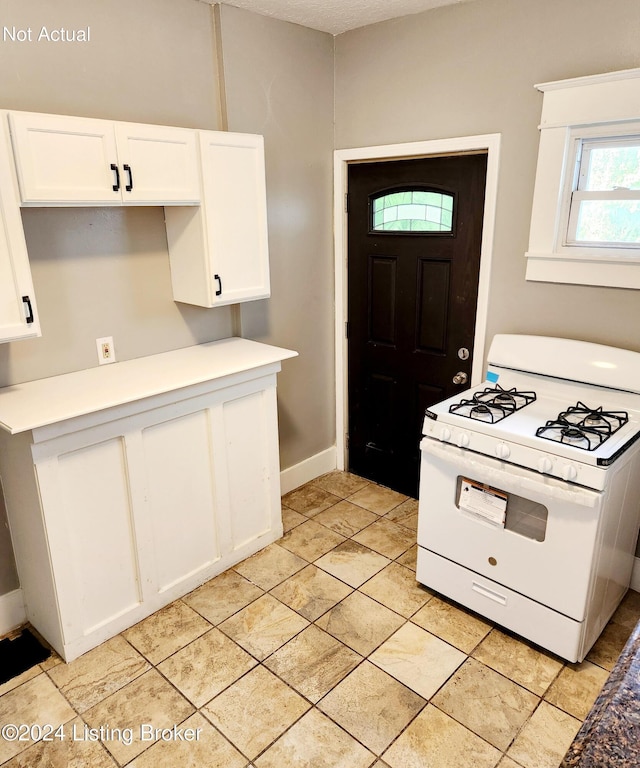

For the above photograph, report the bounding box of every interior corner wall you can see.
[0,0,232,597]
[335,0,640,561]
[0,0,233,392]
[334,0,640,360]
[216,5,336,471]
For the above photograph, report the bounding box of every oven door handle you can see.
[420,437,600,508]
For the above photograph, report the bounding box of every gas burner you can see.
[536,402,629,451]
[562,427,586,441]
[449,385,536,423]
[561,402,629,433]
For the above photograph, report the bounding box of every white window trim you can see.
[525,68,640,288]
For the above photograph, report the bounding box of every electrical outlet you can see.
[96,336,116,365]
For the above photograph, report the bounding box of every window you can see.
[567,136,640,247]
[371,189,454,233]
[525,67,640,289]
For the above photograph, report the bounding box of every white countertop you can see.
[0,338,297,434]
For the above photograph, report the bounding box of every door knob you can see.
[453,371,468,385]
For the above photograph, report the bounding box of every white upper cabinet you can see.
[0,113,40,342]
[113,123,200,204]
[9,111,200,206]
[1,111,271,334]
[166,131,270,307]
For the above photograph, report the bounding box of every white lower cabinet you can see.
[35,436,145,648]
[0,341,293,661]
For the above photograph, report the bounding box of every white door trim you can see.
[334,134,501,471]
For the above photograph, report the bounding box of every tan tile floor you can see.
[1,470,640,768]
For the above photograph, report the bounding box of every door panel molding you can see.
[416,258,451,354]
[368,255,398,346]
[334,135,501,471]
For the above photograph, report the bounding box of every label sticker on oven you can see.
[458,478,507,526]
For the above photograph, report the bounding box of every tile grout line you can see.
[1,472,635,768]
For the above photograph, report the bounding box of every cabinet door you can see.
[35,437,144,645]
[141,408,221,596]
[200,131,271,305]
[211,378,282,558]
[114,123,200,205]
[9,112,120,205]
[0,116,40,341]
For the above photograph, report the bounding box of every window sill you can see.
[525,251,640,289]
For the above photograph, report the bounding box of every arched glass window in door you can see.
[371,189,454,233]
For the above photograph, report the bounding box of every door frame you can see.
[334,134,501,471]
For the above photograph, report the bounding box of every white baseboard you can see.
[0,588,26,636]
[280,446,337,495]
[631,557,640,593]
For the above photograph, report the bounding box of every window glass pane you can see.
[583,143,640,190]
[575,200,640,244]
[371,189,454,232]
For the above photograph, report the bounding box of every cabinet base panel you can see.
[46,526,282,662]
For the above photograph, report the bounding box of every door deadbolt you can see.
[453,371,468,385]
[458,347,470,360]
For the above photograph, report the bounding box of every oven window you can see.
[455,477,548,542]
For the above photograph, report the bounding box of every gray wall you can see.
[0,1,335,597]
[2,0,640,601]
[217,5,335,469]
[0,0,230,389]
[334,0,640,558]
[0,0,230,597]
[335,0,640,356]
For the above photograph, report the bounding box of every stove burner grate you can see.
[449,385,537,423]
[536,402,629,451]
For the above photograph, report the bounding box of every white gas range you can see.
[417,334,640,662]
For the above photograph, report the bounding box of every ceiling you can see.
[203,0,474,35]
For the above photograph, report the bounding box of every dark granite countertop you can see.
[562,620,640,767]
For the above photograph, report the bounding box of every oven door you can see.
[417,437,603,621]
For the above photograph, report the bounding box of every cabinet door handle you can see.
[214,274,223,296]
[22,295,34,324]
[110,163,120,192]
[123,164,133,192]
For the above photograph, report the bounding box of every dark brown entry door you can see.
[347,153,487,497]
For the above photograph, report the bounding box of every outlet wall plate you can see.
[96,336,116,365]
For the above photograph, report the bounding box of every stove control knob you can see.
[562,464,578,481]
[537,456,553,473]
[440,427,452,442]
[495,443,510,460]
[456,432,470,448]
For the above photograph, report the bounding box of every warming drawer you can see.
[417,547,585,662]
